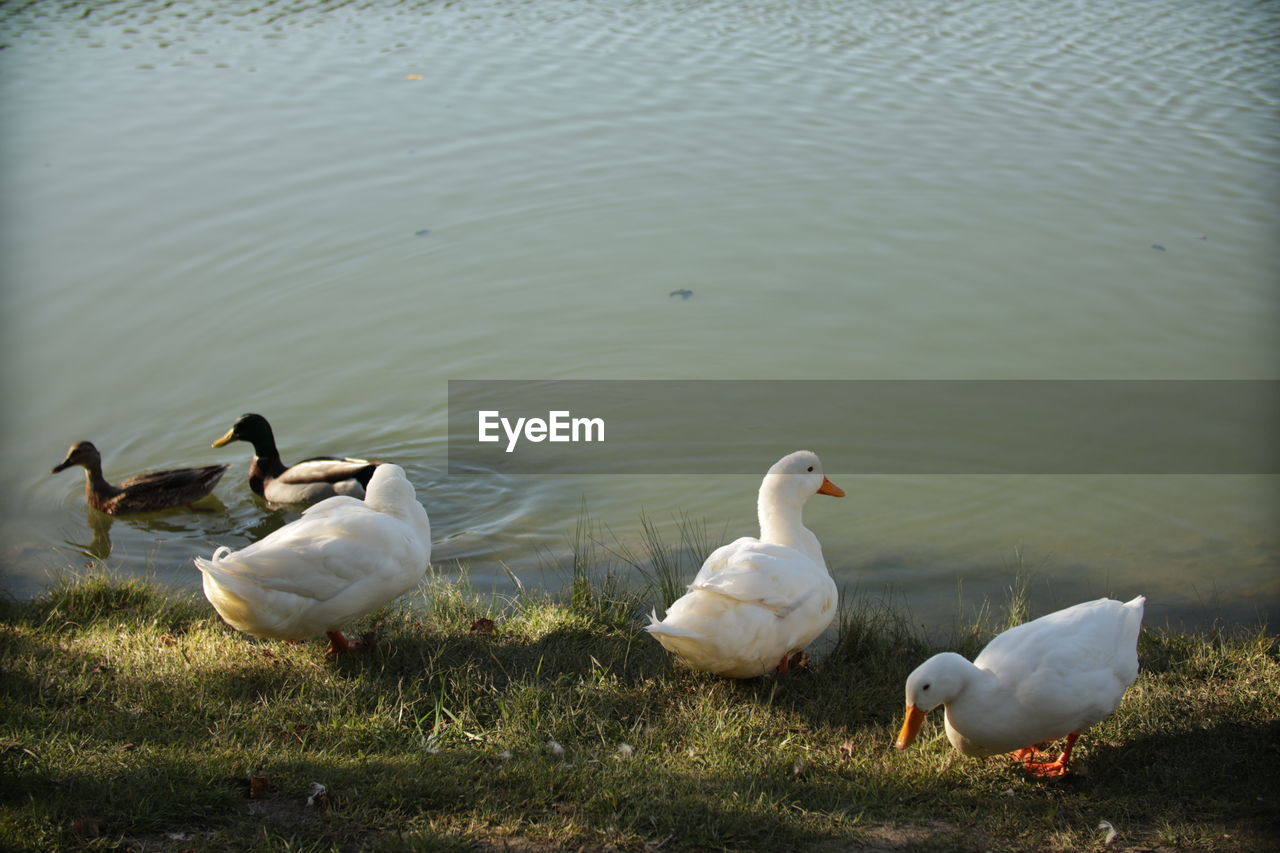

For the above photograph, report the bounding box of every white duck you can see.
[194,463,431,654]
[895,595,1146,777]
[645,450,845,678]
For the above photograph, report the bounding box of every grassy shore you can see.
[1,565,1277,852]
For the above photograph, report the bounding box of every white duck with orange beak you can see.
[895,595,1145,777]
[646,450,845,678]
[195,463,431,655]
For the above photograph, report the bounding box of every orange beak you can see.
[895,704,926,750]
[817,476,845,497]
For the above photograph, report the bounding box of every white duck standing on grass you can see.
[895,595,1146,777]
[194,463,431,654]
[645,450,845,678]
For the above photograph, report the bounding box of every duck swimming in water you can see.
[211,413,381,504]
[50,440,227,515]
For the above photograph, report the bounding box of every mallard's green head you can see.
[212,413,277,454]
[51,441,102,474]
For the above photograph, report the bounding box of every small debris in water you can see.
[669,289,693,299]
[1197,234,1208,240]
[414,229,431,237]
[404,74,423,80]
[1151,244,1166,251]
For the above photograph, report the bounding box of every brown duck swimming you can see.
[211,413,381,504]
[50,441,228,515]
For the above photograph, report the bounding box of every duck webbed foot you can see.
[774,650,810,675]
[1010,742,1052,763]
[324,631,364,655]
[1020,732,1080,778]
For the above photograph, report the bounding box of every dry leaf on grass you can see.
[72,818,102,838]
[247,774,270,798]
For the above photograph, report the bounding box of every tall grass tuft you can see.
[1002,545,1032,631]
[828,586,928,671]
[548,504,641,629]
[607,511,726,610]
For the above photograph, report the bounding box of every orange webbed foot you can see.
[774,650,810,676]
[1011,742,1052,763]
[1023,757,1071,778]
[324,631,363,655]
[1019,732,1080,778]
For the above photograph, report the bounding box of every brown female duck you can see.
[50,441,228,514]
[211,413,381,504]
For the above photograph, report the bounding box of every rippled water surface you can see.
[1,0,1277,630]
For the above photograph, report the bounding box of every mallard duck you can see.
[645,450,845,678]
[211,413,381,504]
[895,595,1146,777]
[194,463,431,653]
[50,441,228,515]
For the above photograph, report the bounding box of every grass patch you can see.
[1,563,1277,851]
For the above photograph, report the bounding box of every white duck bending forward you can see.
[895,595,1145,777]
[645,450,844,678]
[195,463,431,654]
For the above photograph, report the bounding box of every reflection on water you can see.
[0,0,1276,631]
[56,494,252,563]
[65,509,115,562]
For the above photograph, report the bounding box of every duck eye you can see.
[922,683,931,691]
[807,466,813,472]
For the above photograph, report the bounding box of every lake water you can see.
[1,0,1276,634]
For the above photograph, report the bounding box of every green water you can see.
[1,0,1276,629]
